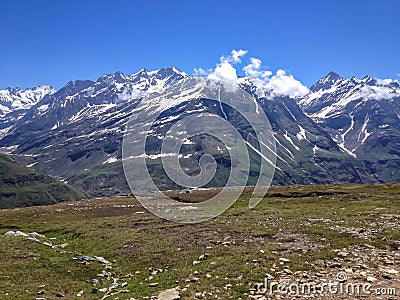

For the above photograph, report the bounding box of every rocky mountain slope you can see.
[298,72,400,182]
[0,153,87,208]
[1,68,398,196]
[0,86,56,139]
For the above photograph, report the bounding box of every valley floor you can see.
[0,183,399,299]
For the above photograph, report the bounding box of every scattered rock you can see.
[42,242,53,247]
[109,283,119,290]
[157,288,180,300]
[74,255,96,261]
[55,293,65,297]
[283,269,293,275]
[28,237,41,243]
[37,290,45,295]
[76,290,84,297]
[149,282,159,287]
[265,273,273,279]
[198,254,207,260]
[95,256,111,264]
[328,262,342,268]
[30,232,46,239]
[4,230,29,237]
[337,251,349,258]
[279,258,290,263]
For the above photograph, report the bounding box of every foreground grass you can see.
[0,183,399,299]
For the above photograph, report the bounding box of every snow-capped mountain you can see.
[22,67,189,130]
[1,67,376,195]
[298,71,400,121]
[0,85,56,138]
[2,67,398,196]
[298,72,400,182]
[298,72,400,155]
[0,85,55,115]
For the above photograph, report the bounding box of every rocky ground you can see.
[0,184,399,299]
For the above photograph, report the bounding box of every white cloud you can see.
[228,49,248,63]
[205,49,248,82]
[359,85,396,100]
[193,68,211,77]
[376,78,400,86]
[243,57,272,80]
[207,61,238,82]
[356,77,400,100]
[376,78,394,86]
[266,69,309,97]
[118,88,145,101]
[194,49,309,97]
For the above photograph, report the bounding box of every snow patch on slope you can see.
[283,131,300,151]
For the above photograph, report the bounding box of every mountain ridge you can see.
[0,153,88,208]
[1,68,399,196]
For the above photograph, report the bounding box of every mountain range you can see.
[1,68,399,196]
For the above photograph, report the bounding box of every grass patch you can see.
[0,183,399,299]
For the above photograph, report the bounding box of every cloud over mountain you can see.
[194,49,309,97]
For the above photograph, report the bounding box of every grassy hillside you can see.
[0,154,87,208]
[0,183,399,299]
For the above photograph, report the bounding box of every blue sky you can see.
[1,0,399,89]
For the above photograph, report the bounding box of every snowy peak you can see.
[152,67,188,79]
[299,72,400,117]
[5,67,191,131]
[2,67,400,193]
[310,71,342,92]
[298,72,400,158]
[96,67,188,87]
[237,77,273,99]
[0,85,56,115]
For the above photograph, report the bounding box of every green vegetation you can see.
[0,183,399,299]
[0,154,87,208]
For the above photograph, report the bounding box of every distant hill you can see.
[0,153,87,208]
